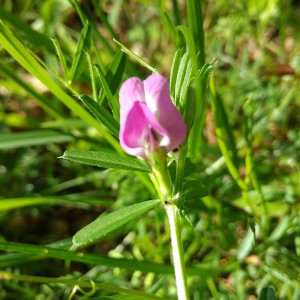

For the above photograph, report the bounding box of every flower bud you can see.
[119,74,187,158]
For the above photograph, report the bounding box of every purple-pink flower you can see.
[119,74,187,158]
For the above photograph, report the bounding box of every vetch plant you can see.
[0,5,213,297]
[61,45,214,299]
[1,0,295,299]
[66,64,208,299]
[119,74,187,160]
[0,5,227,299]
[119,74,189,299]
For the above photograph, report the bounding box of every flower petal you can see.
[120,101,171,157]
[138,102,170,148]
[120,101,148,157]
[119,77,144,124]
[143,74,187,151]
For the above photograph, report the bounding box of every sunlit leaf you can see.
[80,95,120,137]
[94,64,120,120]
[60,150,151,172]
[72,200,161,248]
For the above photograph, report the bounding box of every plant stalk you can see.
[149,150,190,300]
[166,204,190,300]
[149,148,173,200]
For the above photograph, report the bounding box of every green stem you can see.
[174,144,188,207]
[152,166,173,200]
[166,204,190,300]
[150,173,166,201]
[150,149,173,200]
[0,271,165,300]
[149,150,190,300]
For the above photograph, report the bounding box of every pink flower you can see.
[119,74,187,158]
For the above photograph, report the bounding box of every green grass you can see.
[0,0,300,299]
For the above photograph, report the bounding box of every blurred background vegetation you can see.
[0,0,300,299]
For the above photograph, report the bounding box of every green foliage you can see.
[61,150,151,172]
[0,19,121,151]
[258,287,277,300]
[51,37,69,83]
[0,241,208,276]
[183,180,210,200]
[186,0,205,68]
[0,130,73,149]
[69,23,92,84]
[93,64,120,120]
[80,95,120,137]
[0,196,112,211]
[0,5,55,52]
[0,59,63,119]
[99,52,127,103]
[72,200,161,248]
[0,0,300,299]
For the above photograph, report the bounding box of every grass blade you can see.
[91,0,118,40]
[0,21,121,151]
[171,0,182,26]
[0,196,113,211]
[0,6,55,52]
[0,59,63,119]
[186,0,205,68]
[41,118,87,129]
[0,242,211,276]
[0,130,74,149]
[114,39,157,74]
[93,296,146,300]
[163,11,177,40]
[0,271,167,300]
[210,75,247,191]
[210,75,239,166]
[70,0,114,56]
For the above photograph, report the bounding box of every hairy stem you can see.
[150,148,173,200]
[149,149,190,299]
[166,204,190,300]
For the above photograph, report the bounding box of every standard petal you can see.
[143,74,187,151]
[119,77,145,124]
[120,101,148,157]
[120,101,171,157]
